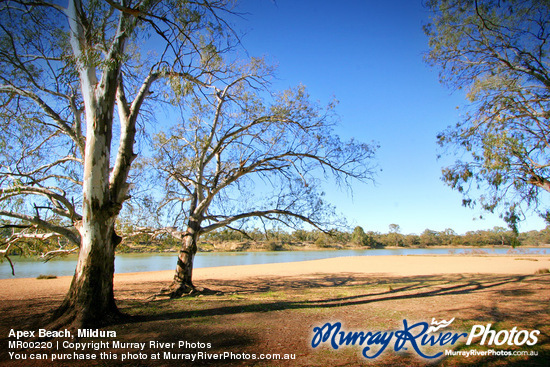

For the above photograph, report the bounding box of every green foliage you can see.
[266,240,285,251]
[0,220,75,258]
[351,226,369,247]
[0,0,239,261]
[314,234,331,248]
[425,0,550,230]
[150,57,378,242]
[386,224,403,247]
[111,224,550,253]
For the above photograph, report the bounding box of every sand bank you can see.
[0,255,548,301]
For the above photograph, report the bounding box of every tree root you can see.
[46,299,123,332]
[159,283,222,299]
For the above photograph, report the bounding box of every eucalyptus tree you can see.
[0,0,235,327]
[387,223,403,247]
[351,226,368,246]
[152,59,378,297]
[425,0,550,229]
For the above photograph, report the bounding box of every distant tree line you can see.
[2,220,549,262]
[120,225,550,251]
[194,225,550,250]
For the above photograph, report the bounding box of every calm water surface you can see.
[0,247,547,279]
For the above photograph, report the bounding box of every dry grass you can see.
[1,271,548,366]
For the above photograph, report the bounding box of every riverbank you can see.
[1,255,549,301]
[3,246,549,279]
[1,255,549,366]
[120,241,550,253]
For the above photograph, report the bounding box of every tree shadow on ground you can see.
[129,273,536,321]
[118,274,550,366]
[1,273,547,366]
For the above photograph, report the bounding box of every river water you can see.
[0,247,547,279]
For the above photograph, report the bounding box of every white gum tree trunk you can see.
[54,0,130,327]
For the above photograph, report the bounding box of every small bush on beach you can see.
[36,274,57,279]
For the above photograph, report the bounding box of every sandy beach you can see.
[1,254,549,366]
[1,254,548,300]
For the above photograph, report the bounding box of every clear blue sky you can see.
[230,0,546,235]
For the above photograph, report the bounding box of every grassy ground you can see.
[1,270,548,366]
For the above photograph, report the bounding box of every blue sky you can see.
[230,0,546,235]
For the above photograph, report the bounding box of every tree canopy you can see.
[154,59,377,233]
[425,0,550,229]
[150,57,378,296]
[0,0,237,327]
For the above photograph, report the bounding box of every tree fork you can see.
[529,175,550,193]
